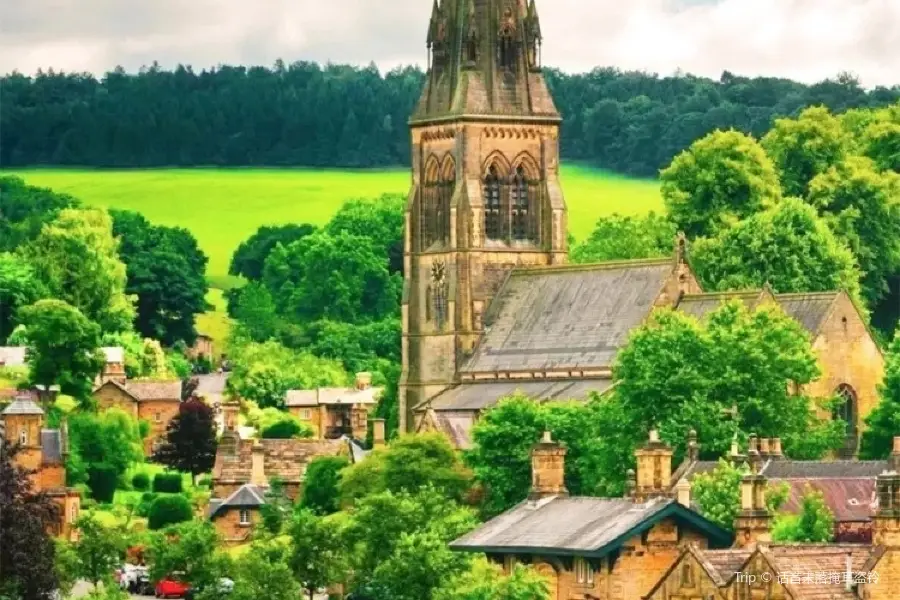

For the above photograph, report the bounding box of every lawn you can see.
[5,165,663,287]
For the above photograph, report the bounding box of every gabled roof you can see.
[2,397,44,415]
[761,544,877,600]
[773,292,841,336]
[426,379,612,412]
[208,483,266,519]
[93,379,182,402]
[675,289,771,321]
[461,259,675,374]
[285,385,381,408]
[450,496,733,557]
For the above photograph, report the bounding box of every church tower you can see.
[400,0,567,431]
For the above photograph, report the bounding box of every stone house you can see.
[1,396,81,541]
[93,379,182,455]
[400,0,885,457]
[644,463,900,600]
[671,433,900,544]
[285,372,382,440]
[450,431,734,600]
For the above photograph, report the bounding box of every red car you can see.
[155,573,190,599]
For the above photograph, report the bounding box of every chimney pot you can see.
[748,434,759,453]
[649,429,660,443]
[542,430,553,444]
[530,433,567,499]
[250,439,266,486]
[354,372,372,390]
[676,479,691,508]
[772,438,783,458]
[893,436,900,454]
[759,438,770,455]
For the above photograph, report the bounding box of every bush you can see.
[147,495,193,530]
[256,408,314,439]
[261,419,305,439]
[87,465,118,503]
[132,472,151,491]
[152,472,184,494]
[197,475,211,488]
[136,492,158,518]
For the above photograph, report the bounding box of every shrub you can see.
[197,475,211,488]
[147,495,193,530]
[136,492,158,518]
[132,472,151,491]
[152,472,184,494]
[257,408,314,439]
[87,465,118,503]
[261,419,305,439]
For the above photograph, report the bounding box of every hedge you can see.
[148,495,193,530]
[132,472,151,491]
[152,472,184,494]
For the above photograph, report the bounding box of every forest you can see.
[2,61,899,176]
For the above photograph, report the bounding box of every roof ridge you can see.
[774,291,841,299]
[681,289,763,299]
[510,257,673,275]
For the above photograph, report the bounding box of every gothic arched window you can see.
[834,384,858,456]
[421,156,453,250]
[498,11,517,71]
[483,165,503,241]
[511,166,531,241]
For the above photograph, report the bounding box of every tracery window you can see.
[834,384,857,433]
[430,260,449,330]
[511,166,530,240]
[483,165,503,241]
[483,157,541,245]
[421,156,454,249]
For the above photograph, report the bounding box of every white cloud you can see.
[0,0,897,87]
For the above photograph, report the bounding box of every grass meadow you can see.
[5,165,663,344]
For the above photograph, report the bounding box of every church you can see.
[399,0,885,453]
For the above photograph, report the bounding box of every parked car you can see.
[185,577,233,599]
[119,564,151,594]
[155,573,190,599]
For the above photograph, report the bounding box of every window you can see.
[575,558,594,585]
[680,563,695,587]
[69,503,79,524]
[483,165,503,240]
[154,412,161,423]
[300,409,312,420]
[511,166,530,240]
[503,555,517,574]
[420,157,453,249]
[239,509,251,526]
[19,428,27,445]
[834,384,857,432]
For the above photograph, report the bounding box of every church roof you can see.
[773,292,840,335]
[461,259,674,374]
[428,379,611,411]
[676,290,768,320]
[41,429,63,465]
[450,496,733,557]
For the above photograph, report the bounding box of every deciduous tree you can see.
[72,513,126,590]
[860,328,900,459]
[288,509,347,600]
[570,212,675,263]
[152,397,217,484]
[434,559,550,600]
[691,460,790,530]
[301,455,350,516]
[0,252,45,342]
[230,224,317,282]
[325,194,405,276]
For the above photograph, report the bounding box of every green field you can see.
[5,166,662,287]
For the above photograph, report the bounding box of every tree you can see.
[19,299,105,400]
[434,559,550,600]
[147,495,194,530]
[860,328,900,459]
[570,212,675,264]
[300,455,350,516]
[0,444,60,600]
[230,223,317,281]
[72,514,126,590]
[339,433,472,505]
[661,130,782,238]
[612,302,844,461]
[21,208,134,332]
[691,198,863,303]
[691,460,790,530]
[111,210,209,346]
[860,107,900,173]
[772,486,835,543]
[263,230,401,324]
[101,331,174,379]
[288,509,347,600]
[325,194,405,275]
[0,252,45,342]
[153,397,217,484]
[762,106,850,198]
[147,521,221,589]
[68,408,146,498]
[0,175,78,252]
[230,539,300,600]
[807,157,900,305]
[231,282,279,342]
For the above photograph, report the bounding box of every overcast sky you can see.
[2,0,898,87]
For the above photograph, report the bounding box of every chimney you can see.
[687,429,700,463]
[891,437,900,472]
[355,372,372,391]
[759,438,770,457]
[733,470,772,548]
[747,434,763,471]
[625,469,636,499]
[530,431,568,499]
[728,434,747,466]
[675,478,691,508]
[771,438,783,459]
[371,418,386,447]
[873,471,900,546]
[250,440,267,486]
[634,429,673,501]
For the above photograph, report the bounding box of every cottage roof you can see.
[195,373,229,396]
[450,496,733,557]
[2,397,44,415]
[0,347,27,367]
[94,379,182,402]
[693,547,754,587]
[461,259,674,374]
[212,435,347,485]
[762,544,877,600]
[208,483,266,519]
[285,386,382,408]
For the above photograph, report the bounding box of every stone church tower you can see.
[399,0,567,431]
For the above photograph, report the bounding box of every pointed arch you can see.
[481,151,511,179]
[440,154,456,182]
[420,153,452,250]
[511,151,540,181]
[834,383,859,457]
[510,153,541,243]
[424,154,441,183]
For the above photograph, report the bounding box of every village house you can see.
[93,378,182,455]
[450,431,735,600]
[2,344,127,388]
[644,459,900,600]
[285,372,382,440]
[671,433,900,544]
[207,420,384,544]
[400,0,885,456]
[1,395,81,540]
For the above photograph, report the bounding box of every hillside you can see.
[4,166,663,288]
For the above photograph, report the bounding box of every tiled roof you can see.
[694,548,753,586]
[41,429,63,465]
[763,544,877,600]
[676,291,767,321]
[427,379,612,412]
[764,460,889,479]
[285,386,381,408]
[461,260,674,374]
[0,347,27,367]
[2,397,44,415]
[208,483,266,519]
[780,479,877,522]
[774,293,839,336]
[125,380,182,402]
[213,435,347,485]
[101,347,125,364]
[195,373,228,395]
[451,496,732,556]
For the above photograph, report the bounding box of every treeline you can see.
[2,61,898,177]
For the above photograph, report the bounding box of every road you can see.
[70,581,152,599]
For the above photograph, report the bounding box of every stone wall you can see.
[137,400,181,455]
[212,506,260,545]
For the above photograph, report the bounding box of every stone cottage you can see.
[285,372,382,440]
[93,379,182,455]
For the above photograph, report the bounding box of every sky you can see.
[1,0,899,87]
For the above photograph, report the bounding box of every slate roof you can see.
[432,410,478,449]
[208,483,266,519]
[694,548,753,586]
[763,544,877,600]
[0,347,27,367]
[773,292,839,335]
[2,397,44,415]
[675,290,768,321]
[213,435,347,485]
[461,260,674,374]
[41,429,63,465]
[285,386,381,408]
[764,460,889,479]
[450,496,733,556]
[127,380,182,401]
[195,373,228,396]
[427,379,613,411]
